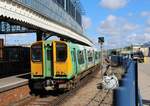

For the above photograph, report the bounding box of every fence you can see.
[0,46,30,78]
[112,57,143,106]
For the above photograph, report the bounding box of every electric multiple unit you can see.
[29,40,100,91]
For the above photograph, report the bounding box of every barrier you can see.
[111,55,122,66]
[114,57,143,106]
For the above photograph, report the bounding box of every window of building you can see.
[69,2,75,18]
[52,0,82,26]
[76,10,81,25]
[56,0,65,8]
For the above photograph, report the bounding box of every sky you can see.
[0,33,36,46]
[81,0,150,49]
[1,0,150,49]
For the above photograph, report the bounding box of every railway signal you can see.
[98,37,104,45]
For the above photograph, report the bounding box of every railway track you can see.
[86,66,124,106]
[86,89,113,106]
[12,66,100,106]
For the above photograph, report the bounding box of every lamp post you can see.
[98,37,104,78]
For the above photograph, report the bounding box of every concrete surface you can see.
[138,63,150,105]
[0,73,29,92]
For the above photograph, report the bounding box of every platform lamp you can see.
[98,37,104,77]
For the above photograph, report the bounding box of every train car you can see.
[29,40,100,91]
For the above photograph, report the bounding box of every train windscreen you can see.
[31,44,42,62]
[56,43,67,62]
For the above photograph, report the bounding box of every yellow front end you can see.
[31,61,43,76]
[53,41,72,79]
[31,42,43,77]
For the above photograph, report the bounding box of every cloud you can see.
[97,15,138,36]
[96,14,143,49]
[146,18,150,26]
[106,15,117,21]
[82,16,92,30]
[145,27,150,33]
[97,15,121,36]
[128,12,133,17]
[141,11,150,17]
[100,0,128,10]
[123,22,139,31]
[126,33,150,46]
[105,32,150,49]
[104,36,129,49]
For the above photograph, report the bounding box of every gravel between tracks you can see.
[60,66,123,106]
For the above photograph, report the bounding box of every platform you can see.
[0,73,29,92]
[138,63,150,105]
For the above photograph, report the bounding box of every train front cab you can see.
[30,41,73,90]
[30,41,47,90]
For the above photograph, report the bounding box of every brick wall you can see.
[0,85,30,106]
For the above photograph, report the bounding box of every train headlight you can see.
[56,71,67,77]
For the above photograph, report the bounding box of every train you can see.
[29,40,101,91]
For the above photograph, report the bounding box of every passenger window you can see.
[78,50,84,64]
[56,43,67,62]
[95,52,98,60]
[88,51,93,62]
[71,51,74,61]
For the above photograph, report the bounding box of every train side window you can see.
[71,51,74,61]
[77,50,84,64]
[56,43,67,62]
[95,52,98,60]
[88,51,93,62]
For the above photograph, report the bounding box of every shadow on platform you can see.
[17,73,30,79]
[142,99,150,105]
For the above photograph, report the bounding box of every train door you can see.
[45,44,52,77]
[72,48,77,75]
[53,41,68,78]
